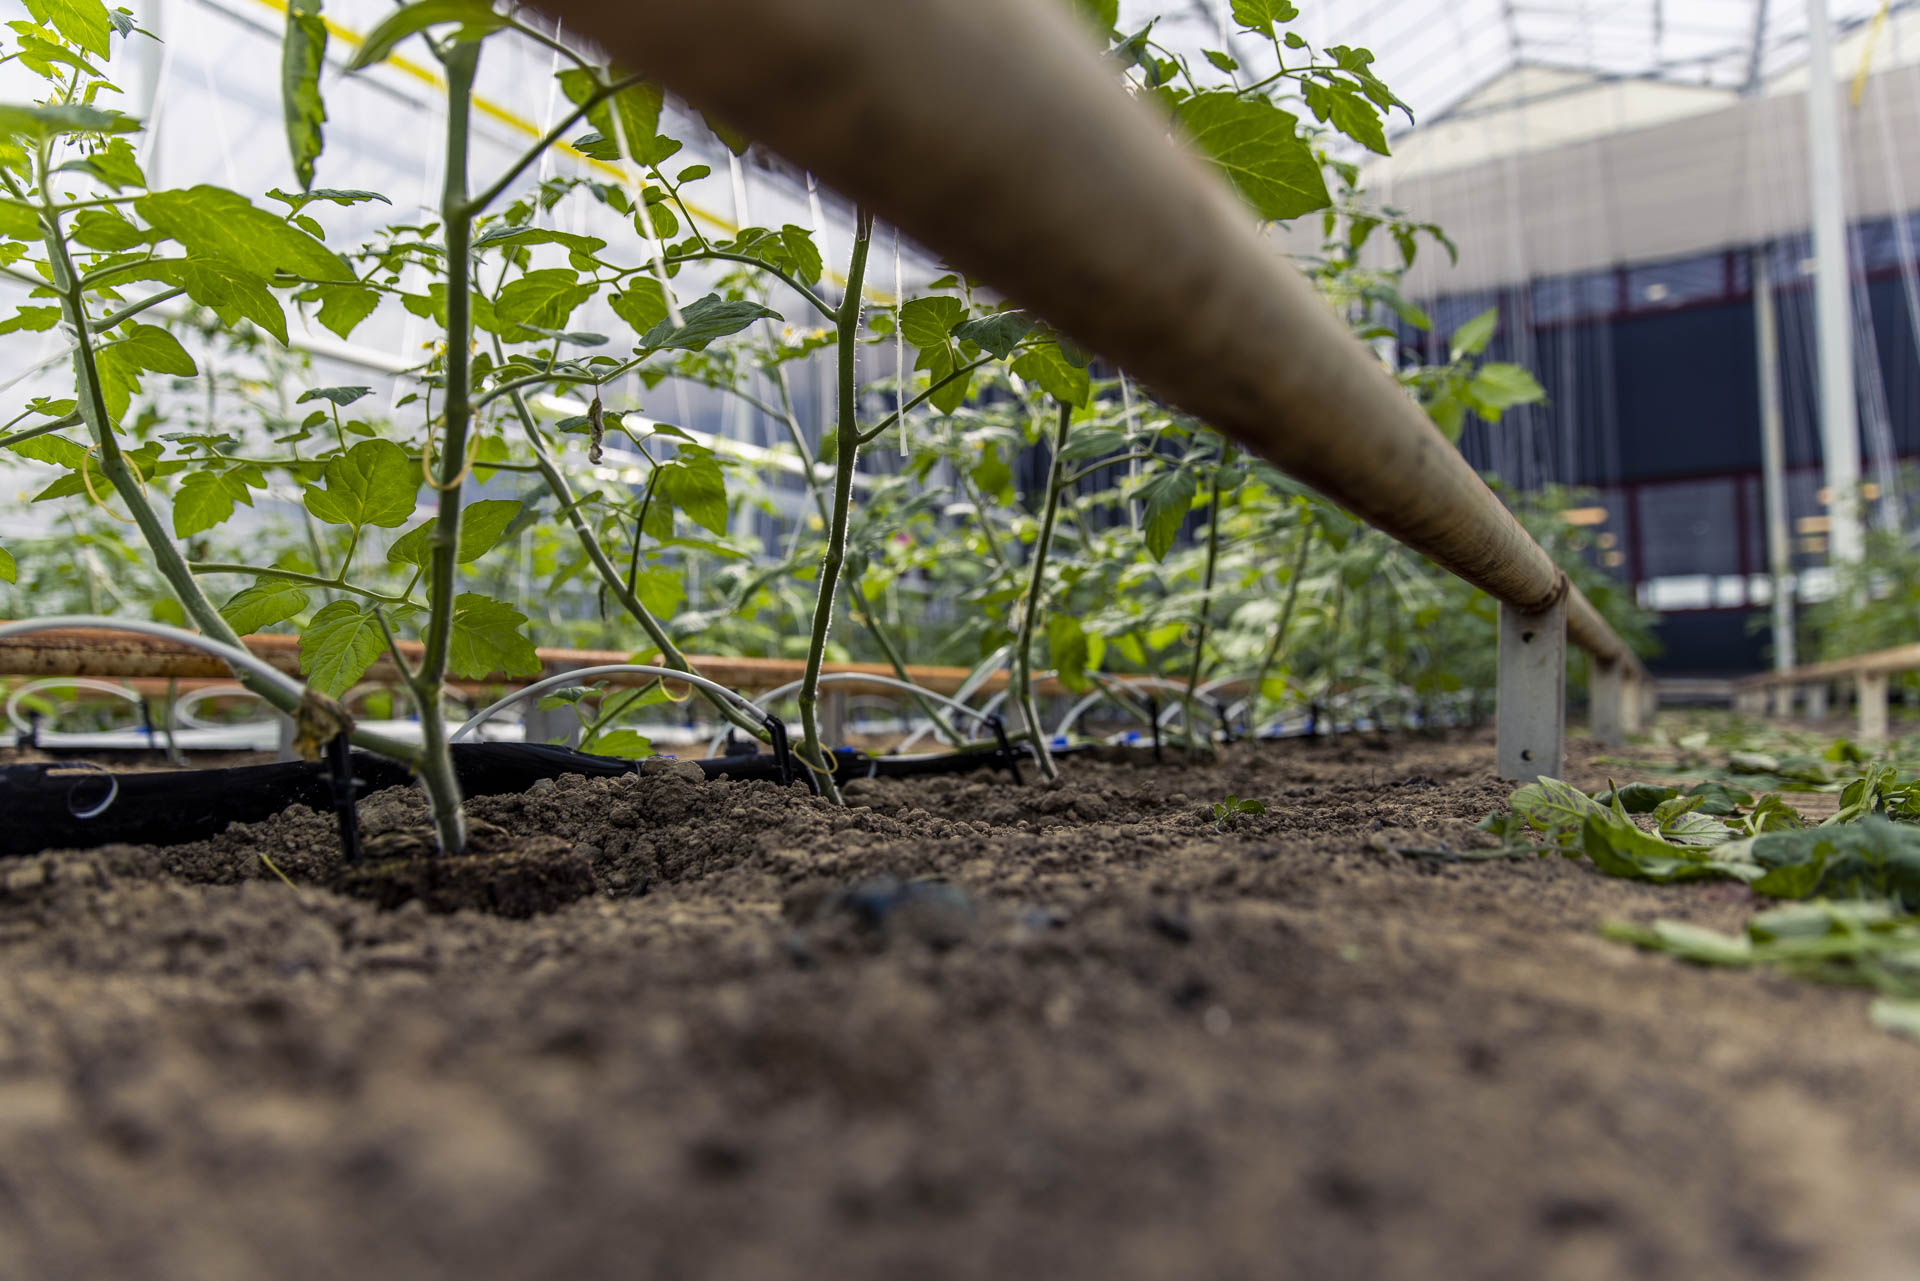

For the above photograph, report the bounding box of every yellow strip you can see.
[244,0,735,232]
[238,0,897,302]
[1851,0,1892,108]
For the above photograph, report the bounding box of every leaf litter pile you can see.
[1484,725,1920,1040]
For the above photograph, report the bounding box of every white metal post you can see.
[1497,597,1567,780]
[1622,670,1646,735]
[1771,683,1795,718]
[522,665,581,747]
[1859,671,1890,742]
[1754,247,1797,670]
[1805,0,1865,564]
[1591,659,1625,747]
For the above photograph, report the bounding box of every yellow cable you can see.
[236,0,893,300]
[1852,0,1892,108]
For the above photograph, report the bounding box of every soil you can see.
[1,730,1916,1281]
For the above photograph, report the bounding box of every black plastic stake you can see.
[764,714,815,795]
[324,733,364,864]
[1146,695,1162,764]
[983,713,1024,786]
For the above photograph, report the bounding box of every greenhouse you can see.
[2,0,1920,1276]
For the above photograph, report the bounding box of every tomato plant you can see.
[0,0,1648,850]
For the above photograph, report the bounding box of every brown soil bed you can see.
[0,731,1914,1280]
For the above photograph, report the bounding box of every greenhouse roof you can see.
[1127,0,1910,139]
[1117,0,1920,297]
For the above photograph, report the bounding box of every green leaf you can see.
[640,294,779,352]
[1047,614,1104,694]
[1229,0,1298,35]
[137,186,355,283]
[68,208,148,250]
[1468,362,1545,420]
[1072,0,1119,31]
[1589,782,1679,814]
[1580,815,1752,886]
[0,305,61,336]
[129,258,290,345]
[609,277,669,336]
[22,0,112,58]
[952,310,1032,359]
[1870,998,1920,1043]
[473,226,606,256]
[899,296,966,352]
[556,68,663,160]
[631,564,684,619]
[656,454,729,535]
[309,282,379,339]
[386,498,522,566]
[1139,467,1198,561]
[298,384,372,407]
[703,111,751,156]
[494,267,592,332]
[282,0,327,189]
[300,599,387,696]
[447,593,540,681]
[304,438,417,529]
[92,324,197,420]
[172,466,259,537]
[1173,91,1329,222]
[585,728,653,760]
[219,578,309,634]
[0,101,138,140]
[1302,78,1388,156]
[345,0,506,71]
[0,545,15,584]
[776,225,823,287]
[1010,342,1090,407]
[1450,306,1498,359]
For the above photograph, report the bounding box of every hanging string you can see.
[892,226,906,452]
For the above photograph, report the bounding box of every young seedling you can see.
[1211,795,1266,832]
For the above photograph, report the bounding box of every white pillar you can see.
[1805,0,1865,564]
[1754,248,1797,670]
[1591,659,1625,747]
[1770,683,1795,718]
[1860,671,1890,742]
[1806,682,1830,720]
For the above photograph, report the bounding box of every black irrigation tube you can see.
[0,730,1049,859]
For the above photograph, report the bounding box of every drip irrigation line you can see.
[453,664,766,743]
[704,671,1000,759]
[5,678,147,738]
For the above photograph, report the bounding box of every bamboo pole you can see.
[526,0,1641,674]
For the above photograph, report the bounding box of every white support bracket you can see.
[1591,659,1625,748]
[1624,669,1649,736]
[1498,596,1567,780]
[1806,682,1829,721]
[521,664,582,748]
[1770,683,1795,718]
[823,689,850,747]
[1859,671,1890,743]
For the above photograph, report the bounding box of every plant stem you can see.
[187,562,415,608]
[1248,515,1314,738]
[0,413,80,450]
[1181,446,1231,757]
[767,363,963,748]
[795,208,874,802]
[411,38,483,855]
[33,170,430,765]
[1012,398,1074,782]
[498,374,767,744]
